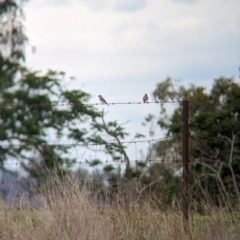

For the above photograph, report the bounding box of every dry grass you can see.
[0,176,240,240]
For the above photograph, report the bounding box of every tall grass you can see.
[0,174,239,240]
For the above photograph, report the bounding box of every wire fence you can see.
[0,100,240,230]
[0,137,177,203]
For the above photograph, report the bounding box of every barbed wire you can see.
[0,135,180,148]
[0,100,240,108]
[0,158,181,164]
[0,101,181,108]
[0,155,234,165]
[0,159,234,165]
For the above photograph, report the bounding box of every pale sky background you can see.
[3,0,240,175]
[21,0,240,148]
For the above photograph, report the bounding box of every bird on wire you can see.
[143,94,148,103]
[98,95,109,106]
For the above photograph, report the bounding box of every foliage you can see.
[88,110,146,178]
[151,77,240,205]
[0,0,135,186]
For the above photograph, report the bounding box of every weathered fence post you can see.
[182,100,189,233]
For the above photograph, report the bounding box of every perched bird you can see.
[143,94,148,103]
[98,95,109,106]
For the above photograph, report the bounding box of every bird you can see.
[98,95,109,106]
[143,94,148,103]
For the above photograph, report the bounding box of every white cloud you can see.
[78,0,106,11]
[113,0,147,12]
[171,0,198,4]
[24,0,240,79]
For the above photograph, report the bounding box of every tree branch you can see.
[135,176,164,203]
[228,132,240,200]
[192,161,229,199]
[100,113,130,177]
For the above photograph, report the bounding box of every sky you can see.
[22,0,240,146]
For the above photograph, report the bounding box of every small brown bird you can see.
[143,94,148,103]
[98,95,109,106]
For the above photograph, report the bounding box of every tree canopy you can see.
[0,0,138,185]
[150,77,240,205]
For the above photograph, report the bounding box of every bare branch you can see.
[191,162,229,199]
[100,112,130,177]
[228,132,240,200]
[135,176,163,203]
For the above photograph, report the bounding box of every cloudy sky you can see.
[23,0,240,143]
